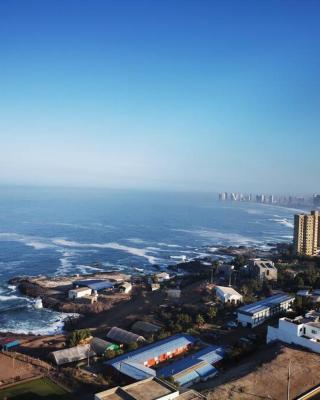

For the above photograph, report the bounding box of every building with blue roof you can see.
[105,334,224,386]
[105,334,195,380]
[73,279,114,291]
[237,293,295,328]
[158,345,224,387]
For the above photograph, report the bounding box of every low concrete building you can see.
[215,286,243,304]
[119,282,132,294]
[68,287,92,300]
[248,259,278,281]
[267,316,320,353]
[237,293,295,328]
[95,377,179,400]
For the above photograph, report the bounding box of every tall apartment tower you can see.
[294,210,320,256]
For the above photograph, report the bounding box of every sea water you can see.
[0,186,297,334]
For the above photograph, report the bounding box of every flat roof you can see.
[125,379,173,400]
[238,293,295,316]
[95,378,178,400]
[176,390,205,400]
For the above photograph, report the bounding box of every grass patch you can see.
[0,377,73,400]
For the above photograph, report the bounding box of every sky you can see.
[0,0,319,193]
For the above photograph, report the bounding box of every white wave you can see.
[172,228,261,245]
[0,232,54,250]
[270,218,294,229]
[157,242,182,248]
[127,238,146,244]
[76,264,104,274]
[0,311,79,335]
[0,294,21,301]
[245,209,263,215]
[52,238,159,264]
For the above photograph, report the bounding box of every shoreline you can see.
[1,243,282,337]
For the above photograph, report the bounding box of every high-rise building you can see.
[313,194,320,207]
[293,210,320,256]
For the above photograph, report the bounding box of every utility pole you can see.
[87,345,90,367]
[287,359,291,400]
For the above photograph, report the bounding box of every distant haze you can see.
[0,0,319,193]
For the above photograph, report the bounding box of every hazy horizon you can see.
[1,0,319,193]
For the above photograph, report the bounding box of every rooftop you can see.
[158,345,224,385]
[106,334,196,380]
[107,327,146,345]
[238,293,294,316]
[176,391,205,400]
[216,286,242,296]
[95,377,178,400]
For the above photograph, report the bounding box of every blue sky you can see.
[0,0,319,193]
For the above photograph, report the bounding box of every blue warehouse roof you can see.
[158,345,224,378]
[238,293,295,316]
[105,334,196,380]
[74,279,114,291]
[107,334,195,367]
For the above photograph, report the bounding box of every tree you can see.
[67,329,91,347]
[196,314,205,327]
[207,306,217,321]
[104,349,116,360]
[127,342,139,351]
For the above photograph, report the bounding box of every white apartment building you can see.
[237,293,295,328]
[215,286,243,304]
[267,316,320,353]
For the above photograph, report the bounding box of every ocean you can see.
[0,186,297,334]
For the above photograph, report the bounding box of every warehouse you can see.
[131,321,161,336]
[158,345,224,387]
[51,344,95,365]
[106,334,196,380]
[237,293,295,328]
[107,327,146,345]
[90,337,120,355]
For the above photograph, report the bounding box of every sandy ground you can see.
[195,343,320,400]
[0,353,39,384]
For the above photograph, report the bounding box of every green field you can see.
[0,377,73,400]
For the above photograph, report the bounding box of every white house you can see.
[119,282,132,294]
[155,272,171,283]
[267,316,320,353]
[237,293,295,328]
[215,286,243,304]
[68,287,92,300]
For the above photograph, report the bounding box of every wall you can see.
[267,325,320,353]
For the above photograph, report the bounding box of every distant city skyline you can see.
[1,0,319,192]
